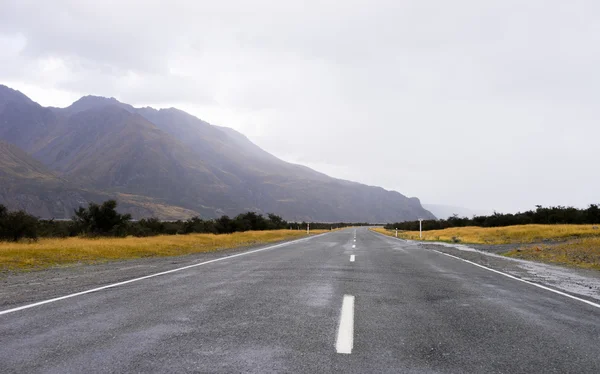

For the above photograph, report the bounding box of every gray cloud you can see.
[1,0,599,212]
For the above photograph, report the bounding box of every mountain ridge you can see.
[0,84,435,222]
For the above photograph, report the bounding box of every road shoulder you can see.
[0,236,313,310]
[372,230,600,303]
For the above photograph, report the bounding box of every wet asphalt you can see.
[0,228,599,373]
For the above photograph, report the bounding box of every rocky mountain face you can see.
[0,84,435,221]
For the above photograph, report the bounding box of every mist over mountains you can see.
[0,84,434,222]
[422,204,493,220]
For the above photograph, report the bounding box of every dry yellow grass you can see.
[0,230,328,271]
[373,225,600,269]
[372,225,600,245]
[505,237,600,270]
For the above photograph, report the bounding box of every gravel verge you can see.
[416,240,600,303]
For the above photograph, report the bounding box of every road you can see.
[1,228,599,373]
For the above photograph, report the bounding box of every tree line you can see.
[0,200,363,242]
[385,204,600,231]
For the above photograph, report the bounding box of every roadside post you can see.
[395,228,398,238]
[307,223,310,235]
[418,219,423,239]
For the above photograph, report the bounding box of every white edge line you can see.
[350,255,355,262]
[370,229,600,310]
[336,294,355,354]
[434,250,600,309]
[0,233,328,316]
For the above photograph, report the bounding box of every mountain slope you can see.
[0,84,434,222]
[0,139,200,219]
[133,106,433,222]
[35,106,229,212]
[0,86,64,155]
[0,139,90,217]
[0,140,62,182]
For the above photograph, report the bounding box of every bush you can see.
[73,200,132,236]
[1,200,370,240]
[37,219,74,238]
[0,205,39,241]
[385,204,600,232]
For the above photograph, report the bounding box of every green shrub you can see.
[0,205,39,241]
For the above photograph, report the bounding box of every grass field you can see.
[372,225,600,245]
[372,225,600,269]
[505,237,600,270]
[0,230,328,271]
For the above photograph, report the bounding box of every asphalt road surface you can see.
[1,228,599,373]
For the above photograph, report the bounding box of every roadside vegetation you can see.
[373,225,600,245]
[376,204,600,270]
[0,200,358,271]
[0,200,359,242]
[386,204,600,231]
[0,230,328,271]
[505,238,600,270]
[373,222,600,270]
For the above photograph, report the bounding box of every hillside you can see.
[0,140,61,182]
[0,139,91,217]
[0,139,200,219]
[0,84,434,222]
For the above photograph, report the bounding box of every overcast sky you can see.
[1,0,598,213]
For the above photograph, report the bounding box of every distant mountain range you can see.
[0,84,435,222]
[423,204,492,220]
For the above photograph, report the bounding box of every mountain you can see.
[0,139,92,217]
[36,106,230,215]
[0,84,435,222]
[0,139,62,182]
[423,204,492,220]
[0,139,200,219]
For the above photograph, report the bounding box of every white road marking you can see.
[0,234,328,316]
[352,244,356,249]
[433,250,600,310]
[336,295,355,354]
[350,255,355,262]
[371,229,600,310]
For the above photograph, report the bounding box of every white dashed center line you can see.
[350,255,355,262]
[336,295,355,354]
